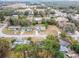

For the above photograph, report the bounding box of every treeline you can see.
[0,35,64,58]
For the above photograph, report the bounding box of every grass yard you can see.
[23,31,35,35]
[0,37,12,42]
[39,25,60,36]
[7,51,23,58]
[2,28,20,35]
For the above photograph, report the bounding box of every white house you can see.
[35,25,46,31]
[59,40,70,52]
[55,10,67,17]
[12,39,31,48]
[8,26,21,31]
[12,15,18,19]
[34,17,43,23]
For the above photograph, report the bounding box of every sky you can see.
[1,0,79,2]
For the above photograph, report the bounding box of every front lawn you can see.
[23,31,35,35]
[2,28,20,35]
[39,25,60,36]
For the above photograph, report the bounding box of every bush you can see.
[71,44,79,54]
[60,32,66,38]
[44,22,48,29]
[11,39,16,43]
[55,51,64,58]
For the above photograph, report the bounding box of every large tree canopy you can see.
[0,38,10,58]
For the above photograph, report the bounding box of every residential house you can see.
[24,27,33,32]
[59,40,70,52]
[34,17,43,24]
[12,39,31,48]
[35,25,46,31]
[12,15,18,19]
[54,10,67,17]
[8,26,21,31]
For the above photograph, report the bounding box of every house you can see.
[69,31,79,42]
[8,26,21,31]
[68,14,79,24]
[13,39,30,45]
[55,17,69,28]
[35,25,46,31]
[34,17,43,23]
[54,10,67,17]
[70,14,79,24]
[25,27,33,32]
[12,15,18,19]
[60,45,68,52]
[59,40,70,52]
[43,17,50,21]
[12,38,31,48]
[36,9,45,14]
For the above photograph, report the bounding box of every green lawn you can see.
[7,51,23,58]
[2,28,20,35]
[23,31,35,35]
[39,25,60,36]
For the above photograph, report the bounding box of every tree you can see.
[15,44,33,58]
[9,15,31,26]
[39,35,61,58]
[64,23,76,33]
[44,22,48,29]
[0,38,10,58]
[0,15,5,22]
[39,11,45,17]
[20,19,31,26]
[75,45,79,53]
[27,37,32,41]
[11,39,16,44]
[24,11,29,16]
[33,9,38,17]
[66,36,79,54]
[32,20,37,26]
[43,35,60,50]
[0,9,15,16]
[45,9,50,16]
[71,44,79,54]
[67,36,78,45]
[50,11,55,15]
[47,19,57,25]
[55,51,64,58]
[69,6,75,9]
[60,32,66,38]
[30,44,40,58]
[9,17,20,26]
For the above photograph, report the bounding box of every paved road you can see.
[0,22,8,36]
[1,35,47,38]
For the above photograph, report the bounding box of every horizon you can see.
[1,0,79,2]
